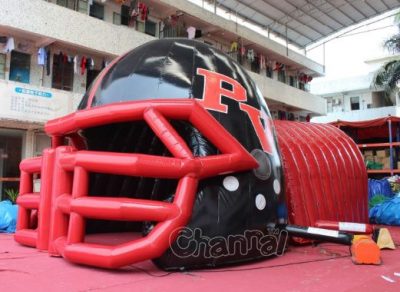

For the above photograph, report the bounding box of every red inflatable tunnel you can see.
[274,121,369,227]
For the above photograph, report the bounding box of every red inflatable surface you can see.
[274,121,368,227]
[15,99,257,269]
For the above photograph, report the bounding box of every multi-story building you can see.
[311,55,400,123]
[0,0,396,197]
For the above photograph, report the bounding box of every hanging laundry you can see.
[138,2,148,21]
[37,47,46,66]
[127,3,138,26]
[187,26,196,39]
[73,55,79,75]
[160,21,165,32]
[80,56,87,75]
[230,41,238,52]
[240,46,246,57]
[102,59,110,68]
[170,14,179,26]
[130,8,139,20]
[247,49,255,62]
[2,37,15,53]
[259,54,266,70]
[298,73,312,83]
[273,62,285,71]
[86,58,95,70]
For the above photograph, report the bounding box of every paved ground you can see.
[1,229,400,292]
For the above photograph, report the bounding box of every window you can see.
[121,5,130,26]
[57,0,74,10]
[113,12,121,25]
[350,96,360,110]
[266,66,272,78]
[89,2,104,20]
[0,54,5,79]
[250,57,260,74]
[145,20,157,37]
[289,76,296,87]
[278,70,286,83]
[86,69,100,90]
[77,0,88,13]
[9,51,30,84]
[0,129,23,200]
[327,101,333,113]
[136,21,145,33]
[136,19,159,37]
[34,133,51,157]
[57,0,88,13]
[52,53,74,91]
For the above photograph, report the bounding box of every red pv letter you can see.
[239,103,274,154]
[196,68,247,113]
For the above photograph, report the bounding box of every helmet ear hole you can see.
[251,149,272,180]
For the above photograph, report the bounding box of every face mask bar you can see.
[15,99,258,269]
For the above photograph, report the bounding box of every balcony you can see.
[248,72,326,115]
[312,106,397,124]
[0,0,325,116]
[0,0,154,56]
[158,0,325,76]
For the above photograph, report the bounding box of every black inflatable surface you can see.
[78,39,286,270]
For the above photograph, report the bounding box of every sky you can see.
[307,9,400,81]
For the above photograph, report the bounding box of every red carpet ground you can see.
[1,228,400,291]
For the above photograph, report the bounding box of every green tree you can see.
[374,14,400,94]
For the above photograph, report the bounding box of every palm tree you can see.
[374,15,400,94]
[374,60,400,93]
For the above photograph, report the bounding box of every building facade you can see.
[0,0,326,198]
[311,55,400,124]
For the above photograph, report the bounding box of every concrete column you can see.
[23,130,35,159]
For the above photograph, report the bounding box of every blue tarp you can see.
[0,200,18,233]
[368,178,393,200]
[370,196,400,225]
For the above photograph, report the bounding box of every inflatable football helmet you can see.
[16,39,286,270]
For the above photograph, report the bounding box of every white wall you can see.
[0,0,155,56]
[312,106,397,123]
[310,73,375,96]
[341,92,373,112]
[249,71,327,115]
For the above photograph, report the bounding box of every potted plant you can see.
[4,188,19,204]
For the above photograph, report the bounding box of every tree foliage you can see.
[373,15,400,94]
